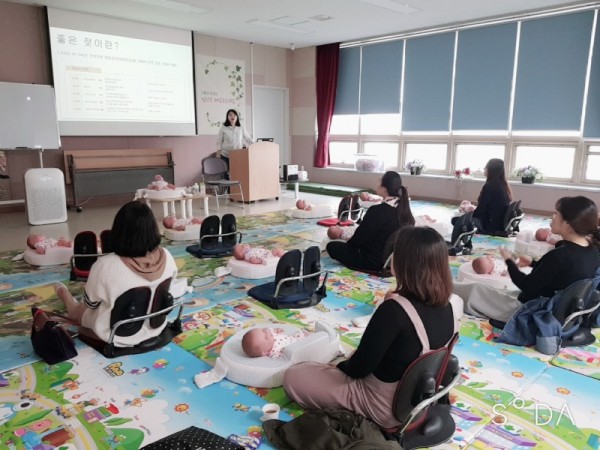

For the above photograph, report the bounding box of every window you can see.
[363,142,399,170]
[585,145,600,181]
[360,114,401,135]
[330,115,359,135]
[405,143,447,171]
[329,141,358,166]
[455,144,505,174]
[513,145,575,179]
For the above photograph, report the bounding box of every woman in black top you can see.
[456,196,600,322]
[472,158,512,235]
[326,171,415,272]
[284,227,456,429]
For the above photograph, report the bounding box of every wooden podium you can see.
[229,141,280,202]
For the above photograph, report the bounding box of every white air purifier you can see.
[24,168,68,225]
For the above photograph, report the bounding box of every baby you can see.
[27,234,72,255]
[359,192,382,202]
[296,199,315,211]
[242,327,309,359]
[535,227,562,245]
[163,215,203,231]
[472,255,507,276]
[415,214,437,227]
[233,243,285,264]
[148,174,176,191]
[327,225,355,241]
[458,200,476,213]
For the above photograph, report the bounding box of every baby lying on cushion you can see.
[472,255,508,276]
[27,234,72,255]
[148,174,176,190]
[163,215,203,231]
[327,225,355,241]
[535,227,562,245]
[233,243,285,264]
[242,327,310,359]
[296,199,315,211]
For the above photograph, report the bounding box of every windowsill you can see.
[315,166,600,192]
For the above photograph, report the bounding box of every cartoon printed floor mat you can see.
[0,343,287,449]
[550,328,600,380]
[1,202,597,449]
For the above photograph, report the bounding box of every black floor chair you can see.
[382,334,461,449]
[447,211,476,256]
[78,277,183,358]
[70,230,112,281]
[493,200,524,237]
[186,214,242,258]
[553,278,600,347]
[248,246,329,309]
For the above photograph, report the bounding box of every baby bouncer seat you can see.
[248,246,329,309]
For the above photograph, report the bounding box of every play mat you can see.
[1,200,599,449]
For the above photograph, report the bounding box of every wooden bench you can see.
[63,149,174,211]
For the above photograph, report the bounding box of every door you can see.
[253,86,289,166]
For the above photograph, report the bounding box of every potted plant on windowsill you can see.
[513,165,543,184]
[405,159,425,175]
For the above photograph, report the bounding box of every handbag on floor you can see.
[31,307,78,365]
[141,426,243,449]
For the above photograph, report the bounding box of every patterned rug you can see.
[0,201,597,450]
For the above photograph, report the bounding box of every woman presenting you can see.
[216,109,254,174]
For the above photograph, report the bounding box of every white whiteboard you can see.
[0,82,61,149]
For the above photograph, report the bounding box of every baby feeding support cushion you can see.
[227,256,280,279]
[196,323,340,388]
[164,224,201,242]
[288,205,335,219]
[514,230,555,259]
[458,262,532,290]
[23,247,73,266]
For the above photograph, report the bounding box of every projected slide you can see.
[47,8,196,136]
[50,28,194,123]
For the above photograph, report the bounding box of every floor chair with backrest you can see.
[381,294,461,449]
[70,230,112,281]
[186,214,242,258]
[447,211,476,256]
[248,246,329,309]
[78,277,183,358]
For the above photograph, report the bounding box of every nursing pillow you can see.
[227,256,279,279]
[164,224,201,241]
[23,247,73,266]
[514,230,554,258]
[169,277,192,299]
[419,221,451,237]
[219,324,340,388]
[458,262,523,290]
[288,205,335,219]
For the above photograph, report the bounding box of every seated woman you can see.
[284,227,456,429]
[326,171,415,272]
[471,158,512,235]
[454,196,600,322]
[55,201,178,347]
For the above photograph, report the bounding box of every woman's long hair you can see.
[555,196,600,247]
[223,109,241,126]
[380,171,415,227]
[391,227,453,306]
[483,158,512,201]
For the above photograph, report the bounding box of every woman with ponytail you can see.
[455,196,600,322]
[326,171,415,272]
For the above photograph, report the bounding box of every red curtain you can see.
[314,43,340,168]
